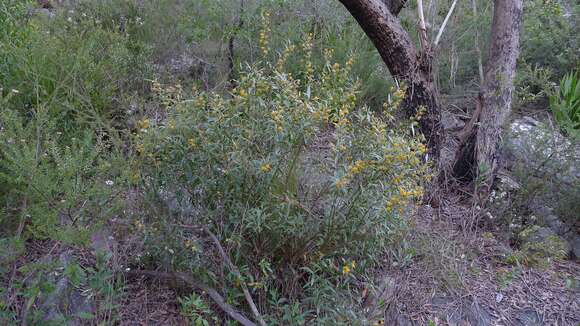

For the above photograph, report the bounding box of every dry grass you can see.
[378,201,580,325]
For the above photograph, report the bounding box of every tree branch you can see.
[125,270,257,326]
[434,0,458,46]
[203,227,267,326]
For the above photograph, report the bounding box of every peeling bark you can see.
[452,0,523,195]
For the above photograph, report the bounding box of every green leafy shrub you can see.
[550,70,580,139]
[0,5,150,134]
[130,39,429,322]
[0,103,123,242]
[522,0,579,79]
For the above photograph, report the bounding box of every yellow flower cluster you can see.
[187,137,197,149]
[260,163,272,172]
[276,43,296,72]
[342,260,356,275]
[184,239,197,253]
[335,104,351,127]
[270,109,284,132]
[137,118,150,131]
[302,33,314,81]
[259,11,271,56]
[384,84,407,112]
[336,160,370,188]
[312,106,331,123]
[385,185,424,213]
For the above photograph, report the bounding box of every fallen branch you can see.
[125,270,257,326]
[203,227,267,326]
[175,224,267,326]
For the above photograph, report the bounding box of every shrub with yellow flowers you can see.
[133,33,430,323]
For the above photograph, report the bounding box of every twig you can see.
[434,0,458,46]
[125,270,257,326]
[175,224,267,326]
[202,227,267,326]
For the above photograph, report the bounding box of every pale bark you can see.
[474,0,523,194]
[452,0,523,195]
[434,0,458,46]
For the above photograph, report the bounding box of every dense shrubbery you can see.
[1,0,579,324]
[130,39,429,322]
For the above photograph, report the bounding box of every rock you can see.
[35,251,96,325]
[441,110,465,132]
[566,234,580,259]
[27,8,56,18]
[514,309,542,326]
[383,306,413,326]
[90,228,117,256]
[504,117,580,180]
[520,226,557,244]
[431,297,493,326]
[517,226,570,264]
[543,214,570,236]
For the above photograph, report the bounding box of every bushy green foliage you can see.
[0,3,150,133]
[0,104,123,242]
[522,0,579,79]
[130,42,429,322]
[550,70,580,138]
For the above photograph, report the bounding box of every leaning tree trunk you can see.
[452,0,523,197]
[337,0,443,157]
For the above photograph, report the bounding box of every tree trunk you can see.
[337,0,443,157]
[338,0,523,200]
[452,0,523,196]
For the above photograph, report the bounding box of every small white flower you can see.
[125,267,131,271]
[495,293,504,303]
[11,89,19,94]
[105,180,114,186]
[67,17,73,23]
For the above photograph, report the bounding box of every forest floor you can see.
[9,196,578,325]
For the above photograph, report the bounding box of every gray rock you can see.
[441,110,465,132]
[567,234,580,259]
[543,214,570,236]
[27,8,56,19]
[520,226,557,244]
[431,297,493,326]
[514,309,542,326]
[519,226,571,259]
[36,251,96,325]
[384,306,414,326]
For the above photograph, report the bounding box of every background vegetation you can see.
[1,0,578,324]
